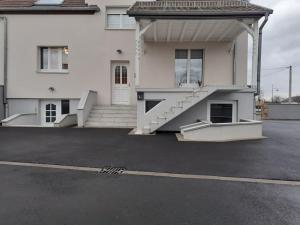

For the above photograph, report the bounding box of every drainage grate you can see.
[99,167,126,175]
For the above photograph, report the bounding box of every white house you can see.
[0,0,272,140]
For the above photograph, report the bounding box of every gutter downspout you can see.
[0,16,7,117]
[257,13,269,97]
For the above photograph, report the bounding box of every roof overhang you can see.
[129,12,270,20]
[128,1,273,20]
[0,5,100,14]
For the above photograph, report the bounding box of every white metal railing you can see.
[135,1,249,9]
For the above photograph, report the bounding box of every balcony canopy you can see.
[139,19,253,42]
[128,0,273,20]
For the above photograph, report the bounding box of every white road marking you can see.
[0,160,299,186]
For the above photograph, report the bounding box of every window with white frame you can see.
[106,7,135,29]
[207,101,237,123]
[39,47,69,72]
[175,49,203,87]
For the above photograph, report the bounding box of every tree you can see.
[273,95,284,103]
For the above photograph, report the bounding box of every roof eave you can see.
[0,5,100,14]
[128,10,273,20]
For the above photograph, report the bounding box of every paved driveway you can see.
[0,120,299,180]
[0,120,300,225]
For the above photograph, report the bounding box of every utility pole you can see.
[289,65,292,104]
[272,84,274,103]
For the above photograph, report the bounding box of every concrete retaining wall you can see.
[160,91,254,131]
[266,103,300,120]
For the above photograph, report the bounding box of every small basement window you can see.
[39,46,69,73]
[145,100,162,113]
[61,100,70,114]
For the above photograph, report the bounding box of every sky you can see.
[250,0,300,100]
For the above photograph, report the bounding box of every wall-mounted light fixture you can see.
[116,49,122,54]
[48,87,55,92]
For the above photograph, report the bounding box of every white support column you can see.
[135,22,141,86]
[135,21,153,87]
[135,21,153,135]
[238,20,259,89]
[252,21,259,90]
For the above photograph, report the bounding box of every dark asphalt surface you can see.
[0,120,299,180]
[0,120,300,225]
[0,165,300,225]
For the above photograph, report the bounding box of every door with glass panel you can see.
[175,49,203,87]
[41,100,61,127]
[112,63,130,105]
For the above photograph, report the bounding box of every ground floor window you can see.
[208,101,237,123]
[175,49,203,87]
[39,46,69,72]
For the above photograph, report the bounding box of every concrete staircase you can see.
[85,105,137,128]
[141,86,244,134]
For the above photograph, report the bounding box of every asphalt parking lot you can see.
[0,120,300,225]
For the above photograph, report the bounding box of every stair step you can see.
[87,117,136,123]
[91,109,136,114]
[89,113,136,118]
[157,116,167,120]
[85,105,137,128]
[93,105,136,110]
[85,121,136,128]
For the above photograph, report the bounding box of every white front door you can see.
[112,63,130,105]
[41,100,61,127]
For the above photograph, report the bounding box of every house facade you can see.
[0,0,272,138]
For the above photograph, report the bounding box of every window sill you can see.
[37,70,69,74]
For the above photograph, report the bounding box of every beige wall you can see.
[4,0,138,105]
[140,32,248,88]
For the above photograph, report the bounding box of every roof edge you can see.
[128,10,272,20]
[0,5,100,14]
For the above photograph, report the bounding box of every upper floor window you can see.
[39,47,69,73]
[35,0,63,5]
[106,7,135,29]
